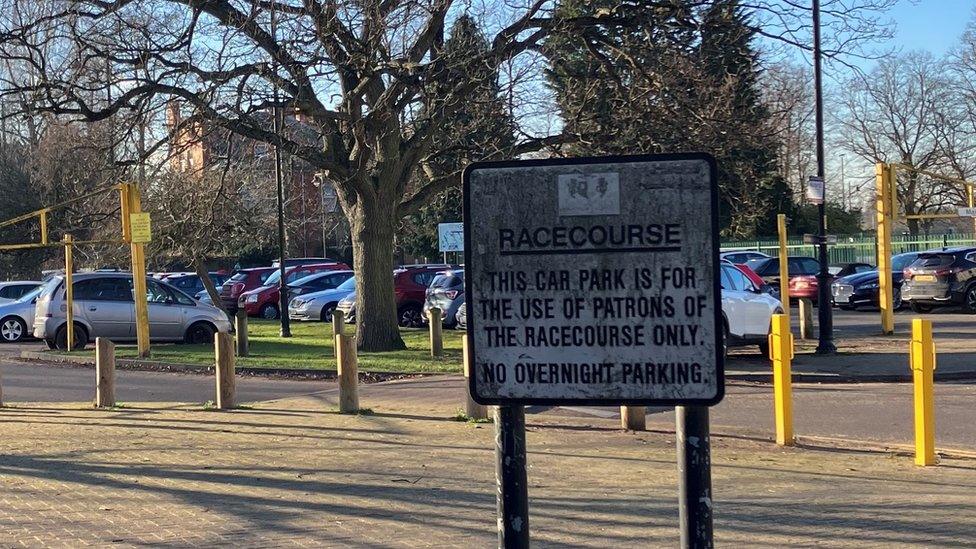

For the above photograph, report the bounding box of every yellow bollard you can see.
[769,313,794,446]
[777,214,790,321]
[910,318,936,466]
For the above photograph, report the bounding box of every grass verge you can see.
[56,319,464,374]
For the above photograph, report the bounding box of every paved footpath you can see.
[1,379,975,547]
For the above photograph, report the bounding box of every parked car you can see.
[288,276,356,322]
[0,285,43,342]
[240,263,351,319]
[337,264,455,327]
[747,256,822,300]
[720,250,769,265]
[33,272,232,350]
[902,247,976,313]
[218,267,276,313]
[720,263,783,358]
[287,270,354,298]
[423,269,465,328]
[723,260,777,297]
[831,253,918,310]
[164,273,229,297]
[0,281,41,303]
[828,263,874,278]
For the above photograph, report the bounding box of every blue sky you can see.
[888,0,973,57]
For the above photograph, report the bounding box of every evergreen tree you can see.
[399,16,517,258]
[546,0,792,238]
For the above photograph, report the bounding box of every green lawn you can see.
[63,319,465,374]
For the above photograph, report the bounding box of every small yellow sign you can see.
[130,212,152,243]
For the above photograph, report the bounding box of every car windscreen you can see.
[911,253,954,269]
[337,277,356,291]
[264,270,283,286]
[291,273,327,287]
[891,254,916,271]
[430,273,463,289]
[228,272,249,283]
[745,258,773,274]
[17,286,43,303]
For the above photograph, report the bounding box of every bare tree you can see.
[836,52,961,235]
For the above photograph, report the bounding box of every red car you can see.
[240,262,350,319]
[219,267,276,313]
[336,264,455,327]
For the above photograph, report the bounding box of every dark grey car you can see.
[423,270,464,328]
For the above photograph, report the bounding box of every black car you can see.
[830,253,918,310]
[902,247,976,313]
[165,273,229,296]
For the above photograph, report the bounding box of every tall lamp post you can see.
[271,3,291,338]
[813,0,835,353]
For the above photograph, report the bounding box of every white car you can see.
[720,263,782,358]
[0,285,43,342]
[719,250,769,266]
[0,281,41,304]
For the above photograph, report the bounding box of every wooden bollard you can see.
[332,308,345,336]
[428,307,443,357]
[335,333,360,413]
[215,332,236,409]
[798,298,814,340]
[235,309,249,357]
[620,406,646,431]
[95,337,116,408]
[462,335,488,420]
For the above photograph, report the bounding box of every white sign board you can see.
[958,207,976,217]
[438,222,464,252]
[806,176,824,204]
[463,154,723,406]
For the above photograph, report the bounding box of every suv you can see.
[902,247,976,313]
[337,264,455,327]
[219,268,275,313]
[423,269,465,328]
[720,263,783,358]
[33,272,232,350]
[239,262,351,319]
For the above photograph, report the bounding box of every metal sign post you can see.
[464,154,722,547]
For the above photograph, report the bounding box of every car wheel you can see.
[910,302,933,314]
[398,304,423,328]
[184,322,216,345]
[892,287,903,310]
[54,323,88,351]
[966,286,976,314]
[260,303,280,319]
[320,303,338,322]
[0,316,27,343]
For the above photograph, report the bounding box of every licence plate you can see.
[915,275,936,282]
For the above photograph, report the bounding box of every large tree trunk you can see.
[350,200,405,352]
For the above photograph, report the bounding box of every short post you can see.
[798,298,815,340]
[94,338,116,408]
[769,313,795,446]
[335,333,360,413]
[910,318,936,466]
[462,335,488,420]
[428,307,443,357]
[234,309,249,357]
[214,332,236,410]
[332,308,345,336]
[620,406,646,431]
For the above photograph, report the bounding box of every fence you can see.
[723,233,976,264]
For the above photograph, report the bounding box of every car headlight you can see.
[246,294,258,303]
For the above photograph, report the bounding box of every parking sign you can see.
[463,154,723,406]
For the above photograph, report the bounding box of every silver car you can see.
[33,272,232,350]
[289,277,356,322]
[0,286,43,342]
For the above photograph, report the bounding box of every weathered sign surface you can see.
[463,154,723,405]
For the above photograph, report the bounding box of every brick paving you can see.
[0,387,974,547]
